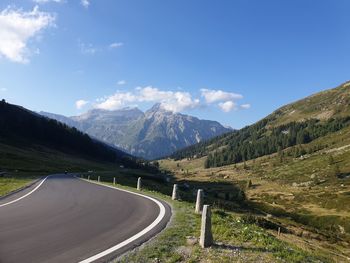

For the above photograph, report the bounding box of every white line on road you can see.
[0,176,49,208]
[77,177,168,263]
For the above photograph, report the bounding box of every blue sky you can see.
[0,0,349,128]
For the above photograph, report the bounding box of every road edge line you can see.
[76,176,169,263]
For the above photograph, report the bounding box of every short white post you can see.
[172,184,179,200]
[98,176,100,182]
[200,205,213,248]
[195,189,204,213]
[137,177,142,190]
[113,177,116,185]
[88,175,90,180]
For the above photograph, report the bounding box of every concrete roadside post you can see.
[113,177,116,185]
[137,177,142,191]
[195,189,204,213]
[88,175,90,180]
[199,205,213,248]
[172,184,179,200]
[98,176,100,182]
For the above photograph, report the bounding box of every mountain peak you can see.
[41,103,231,159]
[148,103,163,111]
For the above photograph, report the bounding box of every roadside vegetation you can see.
[160,124,350,261]
[76,171,328,263]
[0,146,340,262]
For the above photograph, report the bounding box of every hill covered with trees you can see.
[0,100,155,170]
[171,81,350,168]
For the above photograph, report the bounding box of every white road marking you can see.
[77,177,168,263]
[0,176,49,208]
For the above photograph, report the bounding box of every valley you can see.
[1,1,348,262]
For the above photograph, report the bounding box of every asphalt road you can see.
[0,174,171,263]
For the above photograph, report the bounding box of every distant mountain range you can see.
[40,103,231,160]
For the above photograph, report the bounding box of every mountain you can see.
[40,103,231,160]
[171,81,350,167]
[0,100,142,168]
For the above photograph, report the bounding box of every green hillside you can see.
[171,81,350,168]
[161,81,350,260]
[0,100,159,193]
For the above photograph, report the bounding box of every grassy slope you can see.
[171,81,350,161]
[0,141,119,197]
[160,123,350,261]
[0,140,332,262]
[267,81,350,127]
[78,173,326,263]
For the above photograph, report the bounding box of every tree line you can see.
[204,117,350,168]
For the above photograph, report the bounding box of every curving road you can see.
[0,174,171,263]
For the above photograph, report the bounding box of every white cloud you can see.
[117,80,126,85]
[95,86,200,112]
[160,91,200,112]
[240,103,251,109]
[93,86,248,113]
[95,92,136,110]
[138,86,173,102]
[81,0,90,8]
[75,99,89,109]
[201,89,243,103]
[33,0,64,3]
[0,6,55,63]
[218,101,236,112]
[110,42,123,49]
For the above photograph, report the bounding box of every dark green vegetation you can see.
[0,100,160,197]
[204,117,350,168]
[0,99,122,162]
[171,81,350,168]
[0,100,162,172]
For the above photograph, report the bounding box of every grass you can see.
[0,140,121,197]
[0,138,343,262]
[159,125,350,261]
[0,176,35,196]
[79,172,328,263]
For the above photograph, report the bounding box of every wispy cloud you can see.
[81,0,90,8]
[201,89,243,103]
[0,6,55,63]
[75,99,89,109]
[79,41,123,55]
[109,42,123,49]
[219,101,236,112]
[117,80,126,85]
[79,41,97,55]
[240,103,251,109]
